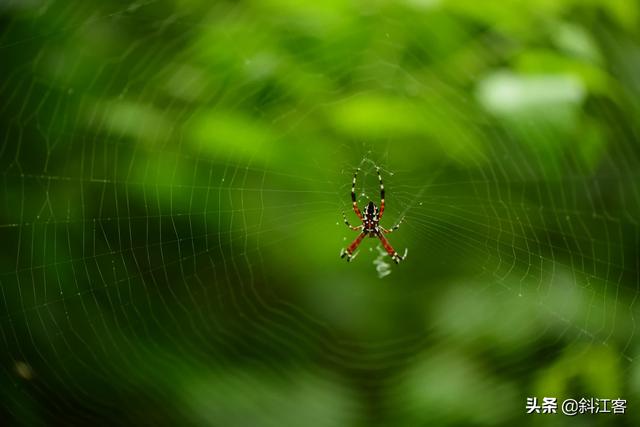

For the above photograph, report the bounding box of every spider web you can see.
[1,1,640,425]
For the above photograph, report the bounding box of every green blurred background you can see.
[1,0,640,425]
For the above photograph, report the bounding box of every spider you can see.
[340,167,405,264]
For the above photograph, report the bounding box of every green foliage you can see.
[1,0,640,426]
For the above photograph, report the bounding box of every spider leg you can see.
[378,233,403,264]
[351,168,363,220]
[341,232,367,262]
[381,216,405,234]
[377,167,385,219]
[342,212,363,231]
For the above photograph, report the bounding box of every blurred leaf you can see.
[394,348,518,425]
[187,111,276,164]
[476,71,585,119]
[534,344,621,399]
[181,370,357,427]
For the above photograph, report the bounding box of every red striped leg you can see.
[341,232,366,262]
[378,233,403,264]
